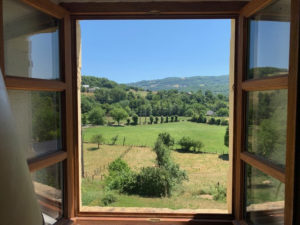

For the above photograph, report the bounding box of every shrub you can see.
[211,183,227,202]
[175,115,178,122]
[208,117,216,125]
[150,115,154,124]
[132,114,138,125]
[170,116,174,122]
[101,192,117,206]
[197,114,205,123]
[221,120,229,126]
[158,132,174,148]
[224,126,229,147]
[110,107,128,126]
[155,116,159,124]
[126,118,130,125]
[160,116,164,123]
[216,119,221,125]
[166,116,169,123]
[178,136,204,153]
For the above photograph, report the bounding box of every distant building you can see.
[206,110,215,116]
[82,84,89,88]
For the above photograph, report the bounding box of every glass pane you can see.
[32,163,63,225]
[245,164,284,225]
[245,90,287,168]
[3,0,60,79]
[8,90,62,160]
[247,0,290,79]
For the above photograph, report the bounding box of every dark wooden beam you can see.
[61,1,248,16]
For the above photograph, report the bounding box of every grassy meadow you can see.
[82,121,228,154]
[81,120,231,212]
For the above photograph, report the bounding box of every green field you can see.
[83,121,228,154]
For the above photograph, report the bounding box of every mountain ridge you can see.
[127,75,229,95]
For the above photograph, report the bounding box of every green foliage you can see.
[150,115,154,124]
[91,134,105,149]
[126,118,130,125]
[160,116,164,123]
[201,183,227,202]
[166,116,169,123]
[215,119,221,125]
[221,120,229,126]
[224,126,229,147]
[208,117,216,125]
[88,107,105,125]
[178,137,204,153]
[132,114,138,125]
[158,132,174,148]
[175,115,178,122]
[155,116,159,124]
[217,108,229,117]
[110,107,128,125]
[101,192,117,206]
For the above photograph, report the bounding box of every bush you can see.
[150,115,154,124]
[221,120,229,126]
[126,118,130,125]
[166,116,169,123]
[155,116,159,124]
[211,183,227,202]
[170,116,174,122]
[178,136,204,153]
[101,192,117,206]
[158,132,174,148]
[216,119,221,125]
[208,117,216,125]
[132,114,138,125]
[160,116,164,123]
[175,115,178,122]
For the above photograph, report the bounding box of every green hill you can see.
[127,75,229,95]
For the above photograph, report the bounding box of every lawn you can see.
[83,121,228,154]
[81,144,230,212]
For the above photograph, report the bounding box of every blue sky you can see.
[80,19,231,83]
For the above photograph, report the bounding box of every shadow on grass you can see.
[173,149,205,154]
[88,147,100,151]
[218,154,229,161]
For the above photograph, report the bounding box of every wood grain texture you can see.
[240,152,285,183]
[0,1,5,77]
[240,0,273,17]
[61,1,248,15]
[5,76,67,91]
[21,0,69,19]
[233,15,246,222]
[285,0,300,224]
[73,217,233,225]
[63,15,76,219]
[241,75,288,91]
[28,151,67,172]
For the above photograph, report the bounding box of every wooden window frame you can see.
[234,0,300,225]
[68,4,240,225]
[1,0,299,225]
[0,0,73,224]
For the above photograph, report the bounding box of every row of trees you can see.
[81,76,229,125]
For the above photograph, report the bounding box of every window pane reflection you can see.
[247,0,290,79]
[8,90,62,160]
[3,0,60,79]
[32,163,63,225]
[245,90,287,168]
[245,164,284,225]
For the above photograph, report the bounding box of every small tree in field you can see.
[155,116,159,124]
[110,107,128,126]
[126,118,130,125]
[175,115,178,122]
[91,134,105,149]
[150,115,154,124]
[224,126,229,147]
[166,116,169,123]
[132,114,138,125]
[170,116,174,122]
[160,116,164,124]
[88,107,105,125]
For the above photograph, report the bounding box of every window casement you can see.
[1,0,299,225]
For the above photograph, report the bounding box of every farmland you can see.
[81,121,230,212]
